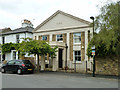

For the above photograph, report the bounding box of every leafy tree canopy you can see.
[87,1,120,57]
[17,38,58,58]
[17,38,58,72]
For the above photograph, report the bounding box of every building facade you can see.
[0,19,34,62]
[33,10,93,72]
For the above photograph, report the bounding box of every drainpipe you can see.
[65,43,68,72]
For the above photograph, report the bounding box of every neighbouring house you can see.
[0,19,34,62]
[33,10,93,72]
[0,28,12,62]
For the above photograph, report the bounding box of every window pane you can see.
[78,51,80,55]
[77,57,81,61]
[57,34,63,41]
[75,57,77,61]
[74,38,80,43]
[74,51,81,61]
[74,33,81,44]
[60,35,62,37]
[42,36,47,40]
[75,51,77,55]
[59,38,63,41]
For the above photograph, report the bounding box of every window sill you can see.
[73,43,81,45]
[57,41,63,42]
[72,61,82,64]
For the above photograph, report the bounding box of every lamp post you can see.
[90,16,96,77]
[65,43,68,72]
[90,16,94,35]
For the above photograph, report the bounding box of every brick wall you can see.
[63,33,66,43]
[81,32,85,61]
[39,36,42,40]
[70,33,73,61]
[52,34,56,41]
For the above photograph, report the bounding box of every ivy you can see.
[2,42,19,54]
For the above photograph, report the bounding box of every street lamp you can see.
[90,16,94,35]
[90,16,95,77]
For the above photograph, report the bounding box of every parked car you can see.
[1,60,35,75]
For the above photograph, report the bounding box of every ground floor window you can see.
[11,50,18,60]
[74,51,81,61]
[13,51,16,60]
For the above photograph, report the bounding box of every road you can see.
[2,72,118,88]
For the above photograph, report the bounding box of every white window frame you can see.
[42,35,47,40]
[73,33,81,44]
[56,34,63,42]
[11,50,18,60]
[16,34,19,43]
[73,50,81,63]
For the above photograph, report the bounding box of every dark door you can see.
[58,49,63,68]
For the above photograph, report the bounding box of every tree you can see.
[87,1,120,57]
[17,38,58,72]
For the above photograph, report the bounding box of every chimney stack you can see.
[22,19,33,28]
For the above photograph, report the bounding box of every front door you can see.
[58,49,63,68]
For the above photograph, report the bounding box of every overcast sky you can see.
[0,0,118,30]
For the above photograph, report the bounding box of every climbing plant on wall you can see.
[2,42,19,54]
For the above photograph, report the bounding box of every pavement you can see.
[35,70,118,80]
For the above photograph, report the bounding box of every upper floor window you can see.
[73,33,81,44]
[16,35,19,43]
[56,34,63,42]
[42,36,47,40]
[2,37,5,44]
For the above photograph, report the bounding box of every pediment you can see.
[34,10,90,32]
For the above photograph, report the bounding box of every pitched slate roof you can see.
[33,10,91,32]
[0,26,34,36]
[0,28,12,34]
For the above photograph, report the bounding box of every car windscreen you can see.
[22,60,31,64]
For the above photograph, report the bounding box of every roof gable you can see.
[34,10,91,32]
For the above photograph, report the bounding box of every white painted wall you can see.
[0,32,33,61]
[0,33,32,44]
[37,13,88,32]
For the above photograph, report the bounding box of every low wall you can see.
[95,56,118,76]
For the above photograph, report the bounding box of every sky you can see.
[0,0,118,30]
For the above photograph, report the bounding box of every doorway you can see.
[58,48,63,68]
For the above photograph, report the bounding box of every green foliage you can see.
[87,1,120,57]
[2,42,19,54]
[0,44,1,50]
[18,38,58,58]
[87,43,92,57]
